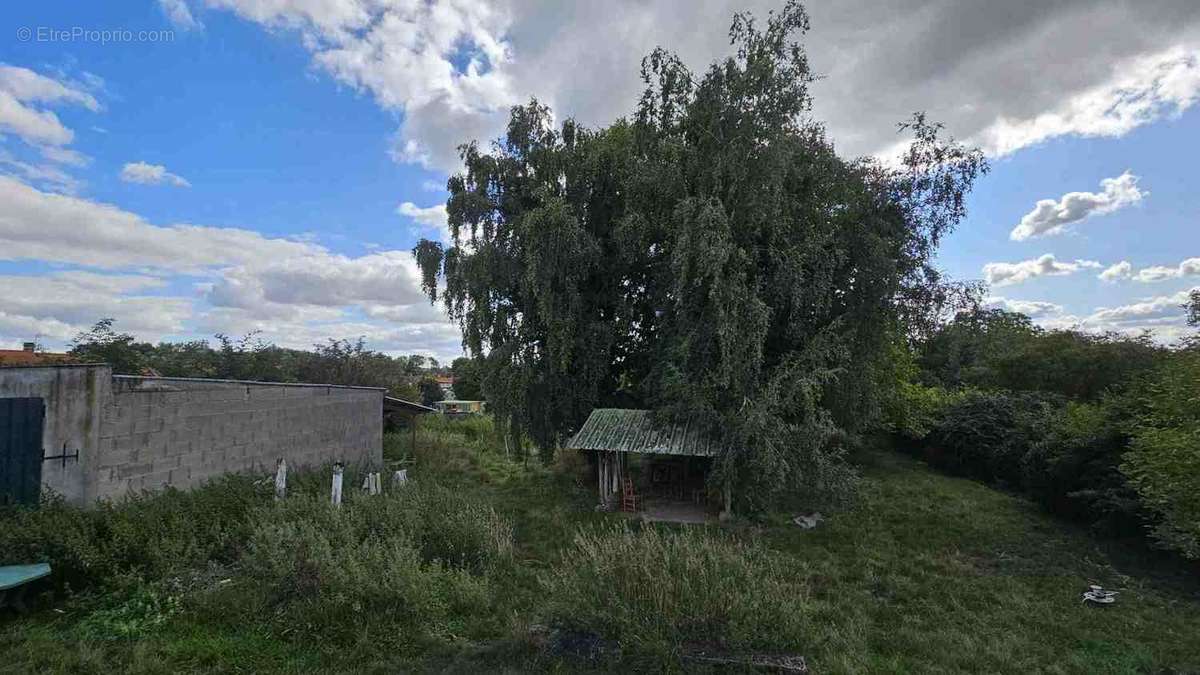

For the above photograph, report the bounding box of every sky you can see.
[1,0,1198,362]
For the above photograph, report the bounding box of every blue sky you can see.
[1,1,1198,360]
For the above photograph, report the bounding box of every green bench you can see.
[0,564,51,611]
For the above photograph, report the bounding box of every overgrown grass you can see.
[2,419,1198,673]
[545,524,809,654]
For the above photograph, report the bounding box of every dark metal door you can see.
[0,398,45,506]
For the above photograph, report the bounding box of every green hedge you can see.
[1122,349,1200,558]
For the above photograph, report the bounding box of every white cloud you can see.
[0,65,100,197]
[203,2,1200,172]
[0,175,458,358]
[40,146,90,167]
[190,309,463,361]
[984,297,1064,318]
[398,201,450,242]
[208,0,515,171]
[0,175,319,270]
[0,271,190,342]
[1098,260,1133,282]
[1095,257,1200,283]
[1087,288,1197,324]
[983,254,1102,287]
[159,0,204,30]
[1010,172,1145,241]
[978,46,1200,157]
[0,149,80,194]
[1132,257,1200,282]
[120,161,192,187]
[205,250,429,314]
[0,64,100,112]
[0,64,99,147]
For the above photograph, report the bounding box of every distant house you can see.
[435,375,454,392]
[0,343,72,368]
[434,399,485,415]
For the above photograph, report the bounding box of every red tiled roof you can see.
[0,350,74,367]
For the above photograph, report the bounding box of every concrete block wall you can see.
[1,366,383,505]
[93,376,383,500]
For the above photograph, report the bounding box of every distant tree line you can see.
[64,318,462,404]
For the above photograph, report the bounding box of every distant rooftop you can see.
[0,343,73,367]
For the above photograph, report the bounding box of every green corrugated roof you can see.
[566,408,720,457]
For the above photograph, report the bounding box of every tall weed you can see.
[544,524,809,652]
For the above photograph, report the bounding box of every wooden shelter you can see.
[566,408,731,518]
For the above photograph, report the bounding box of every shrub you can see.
[241,480,513,641]
[1122,350,1200,558]
[77,584,183,641]
[0,473,265,591]
[883,381,962,445]
[404,483,514,569]
[925,391,1055,486]
[1021,400,1142,534]
[543,525,809,652]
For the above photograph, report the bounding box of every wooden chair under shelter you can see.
[621,476,640,513]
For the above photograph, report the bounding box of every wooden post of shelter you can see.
[383,396,436,460]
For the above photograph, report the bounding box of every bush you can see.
[884,382,963,445]
[1122,350,1200,558]
[1021,400,1142,534]
[543,525,808,653]
[0,473,265,591]
[242,480,513,641]
[925,391,1056,486]
[77,584,183,641]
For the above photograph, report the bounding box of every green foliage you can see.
[880,336,962,442]
[910,389,1147,540]
[415,2,985,503]
[69,318,145,374]
[2,430,1200,672]
[544,524,807,652]
[1021,400,1142,533]
[0,474,264,591]
[77,584,183,641]
[419,376,445,406]
[1184,289,1200,327]
[1122,350,1200,558]
[242,482,511,641]
[450,356,483,400]
[919,309,1163,400]
[907,295,1196,554]
[884,381,963,443]
[925,390,1056,486]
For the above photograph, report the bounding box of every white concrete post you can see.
[331,463,344,507]
[274,458,287,501]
